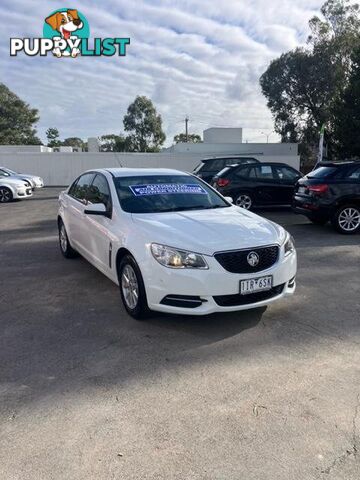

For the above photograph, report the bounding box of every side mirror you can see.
[84,203,108,216]
[224,196,233,204]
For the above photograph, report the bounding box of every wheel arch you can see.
[0,183,15,194]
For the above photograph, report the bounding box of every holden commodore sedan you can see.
[58,168,296,319]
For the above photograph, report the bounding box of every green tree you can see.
[174,133,202,144]
[334,45,360,158]
[0,83,41,145]
[46,127,61,148]
[62,137,84,150]
[123,96,166,152]
[99,134,128,152]
[260,0,360,156]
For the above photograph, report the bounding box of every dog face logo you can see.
[45,10,83,41]
[44,8,89,58]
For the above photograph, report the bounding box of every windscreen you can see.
[307,167,337,178]
[114,175,230,213]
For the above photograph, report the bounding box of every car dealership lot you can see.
[1,188,359,479]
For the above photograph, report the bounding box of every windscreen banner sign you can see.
[10,8,130,58]
[129,184,208,196]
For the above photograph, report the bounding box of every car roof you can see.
[317,160,359,167]
[91,168,188,178]
[200,156,258,162]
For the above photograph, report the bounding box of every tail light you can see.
[308,184,329,194]
[217,178,230,187]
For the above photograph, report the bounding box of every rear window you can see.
[216,167,232,177]
[308,167,337,178]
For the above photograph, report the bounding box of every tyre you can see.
[118,255,149,320]
[58,219,78,258]
[0,187,13,203]
[331,204,360,234]
[307,215,328,225]
[235,193,253,210]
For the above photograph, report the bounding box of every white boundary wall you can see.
[0,151,300,186]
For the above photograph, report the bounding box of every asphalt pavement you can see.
[0,188,359,480]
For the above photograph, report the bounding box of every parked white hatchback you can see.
[58,168,296,319]
[0,176,33,202]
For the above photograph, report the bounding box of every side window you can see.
[208,159,225,172]
[274,166,299,180]
[234,167,251,179]
[256,165,274,180]
[346,166,360,180]
[71,173,95,203]
[88,174,112,210]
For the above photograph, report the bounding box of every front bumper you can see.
[14,187,33,199]
[143,248,297,315]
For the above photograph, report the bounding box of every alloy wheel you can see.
[0,188,11,203]
[338,207,360,232]
[60,224,68,252]
[236,194,252,210]
[121,264,139,310]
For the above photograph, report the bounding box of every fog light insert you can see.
[160,295,205,308]
[288,276,296,288]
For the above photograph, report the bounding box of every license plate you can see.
[298,186,306,193]
[240,276,273,295]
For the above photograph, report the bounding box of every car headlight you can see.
[284,234,295,256]
[151,243,208,269]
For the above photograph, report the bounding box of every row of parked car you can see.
[193,156,360,234]
[0,167,44,202]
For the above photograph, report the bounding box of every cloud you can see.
[0,0,324,144]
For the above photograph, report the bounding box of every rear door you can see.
[273,165,301,204]
[251,165,279,205]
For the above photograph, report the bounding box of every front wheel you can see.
[118,255,149,320]
[0,187,13,203]
[235,193,253,210]
[331,205,360,234]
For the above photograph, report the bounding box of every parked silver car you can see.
[0,167,44,189]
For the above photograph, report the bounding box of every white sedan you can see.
[0,167,44,189]
[0,176,33,202]
[58,168,296,319]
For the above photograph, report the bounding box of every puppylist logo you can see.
[10,8,130,58]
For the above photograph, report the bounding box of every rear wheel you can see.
[331,205,360,234]
[118,255,149,320]
[58,220,78,258]
[0,187,13,203]
[235,193,253,210]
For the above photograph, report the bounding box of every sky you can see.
[1,0,325,145]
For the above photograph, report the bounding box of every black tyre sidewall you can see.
[118,255,149,320]
[331,204,360,234]
[0,187,13,203]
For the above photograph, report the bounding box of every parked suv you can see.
[293,161,360,234]
[193,157,259,184]
[213,162,302,209]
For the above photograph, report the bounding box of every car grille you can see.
[213,284,285,307]
[214,245,279,273]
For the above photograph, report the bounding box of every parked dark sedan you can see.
[193,157,259,184]
[212,162,302,209]
[293,161,360,234]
